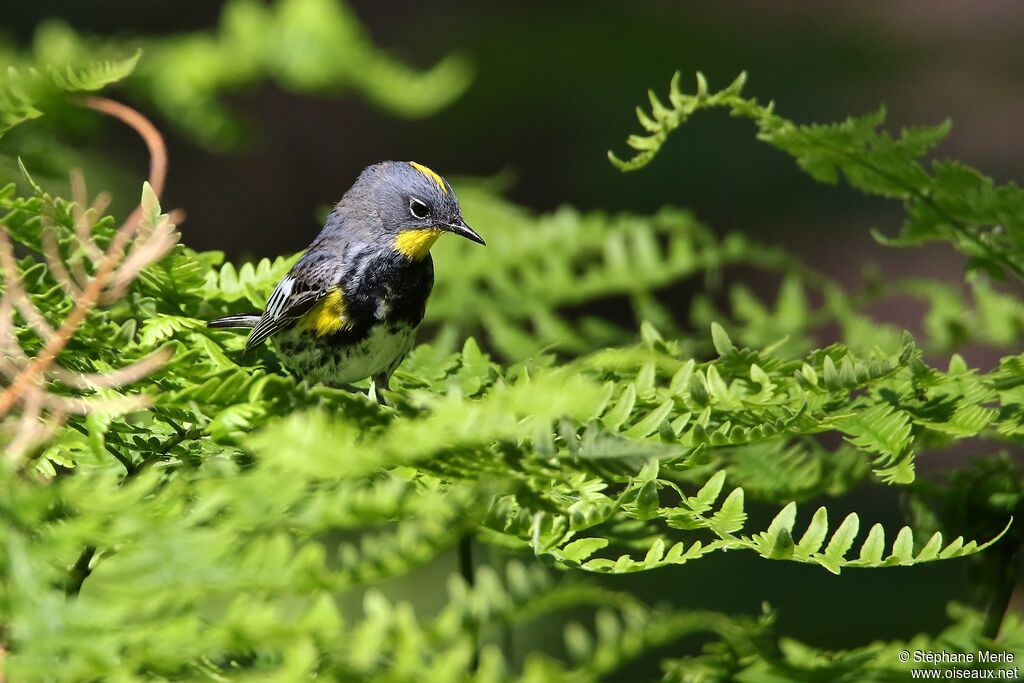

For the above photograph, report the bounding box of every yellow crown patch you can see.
[409,162,448,194]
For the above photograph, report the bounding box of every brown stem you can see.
[80,97,167,198]
[0,98,167,421]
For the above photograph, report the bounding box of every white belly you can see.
[276,323,417,386]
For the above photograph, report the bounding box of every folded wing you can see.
[246,273,334,351]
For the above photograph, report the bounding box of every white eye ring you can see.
[409,197,430,220]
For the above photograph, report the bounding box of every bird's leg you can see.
[371,372,391,405]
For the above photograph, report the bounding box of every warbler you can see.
[208,161,484,390]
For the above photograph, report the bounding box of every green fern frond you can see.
[608,71,751,171]
[0,50,141,139]
[48,49,141,91]
[0,67,44,136]
[613,70,1024,281]
[204,254,301,308]
[525,468,1008,575]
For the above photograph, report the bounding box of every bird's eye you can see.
[409,197,430,220]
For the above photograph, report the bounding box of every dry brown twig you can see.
[0,97,181,464]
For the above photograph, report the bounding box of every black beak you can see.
[443,218,485,245]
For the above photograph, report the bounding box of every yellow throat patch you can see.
[298,288,350,337]
[395,227,444,261]
[409,162,448,194]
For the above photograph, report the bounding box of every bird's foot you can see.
[369,373,390,406]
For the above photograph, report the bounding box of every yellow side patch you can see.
[298,288,350,337]
[395,227,444,261]
[409,162,448,194]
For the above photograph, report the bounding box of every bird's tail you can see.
[207,314,261,329]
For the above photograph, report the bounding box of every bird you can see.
[207,161,485,392]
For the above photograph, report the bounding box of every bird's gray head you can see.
[336,161,484,261]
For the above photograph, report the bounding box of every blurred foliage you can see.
[0,0,472,148]
[1,11,1023,682]
[662,603,1024,682]
[0,49,141,136]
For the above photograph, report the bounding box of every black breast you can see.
[330,251,433,344]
